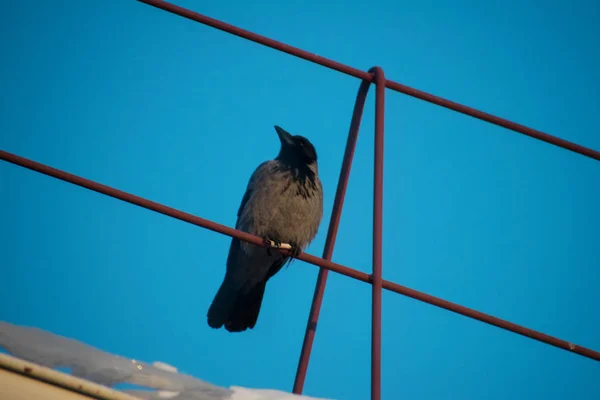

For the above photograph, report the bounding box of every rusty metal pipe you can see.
[370,66,386,400]
[3,149,598,364]
[137,0,600,162]
[293,78,372,394]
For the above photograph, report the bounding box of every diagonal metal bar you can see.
[293,78,372,394]
[2,149,599,364]
[137,0,600,162]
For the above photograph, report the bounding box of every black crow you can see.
[207,125,323,332]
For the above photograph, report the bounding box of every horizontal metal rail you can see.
[138,0,600,162]
[2,148,598,363]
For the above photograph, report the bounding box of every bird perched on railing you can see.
[207,125,324,332]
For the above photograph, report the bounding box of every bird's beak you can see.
[274,125,294,146]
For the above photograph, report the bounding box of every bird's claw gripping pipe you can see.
[263,236,291,256]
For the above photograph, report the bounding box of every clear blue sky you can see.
[1,0,599,399]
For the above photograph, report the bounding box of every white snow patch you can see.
[0,321,332,400]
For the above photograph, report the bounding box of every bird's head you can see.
[274,125,317,166]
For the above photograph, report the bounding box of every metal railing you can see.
[2,1,599,399]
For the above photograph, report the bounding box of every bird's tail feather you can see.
[225,281,267,332]
[207,279,268,332]
[207,279,238,329]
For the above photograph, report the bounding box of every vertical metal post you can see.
[293,79,373,394]
[370,66,385,400]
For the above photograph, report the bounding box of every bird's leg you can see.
[262,237,273,256]
[288,241,301,258]
[262,236,282,257]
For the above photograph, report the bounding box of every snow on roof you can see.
[0,321,331,400]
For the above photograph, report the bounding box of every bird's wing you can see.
[236,161,271,219]
[237,185,252,218]
[225,161,273,278]
[266,257,287,280]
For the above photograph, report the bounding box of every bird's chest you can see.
[251,180,320,241]
[266,192,319,235]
